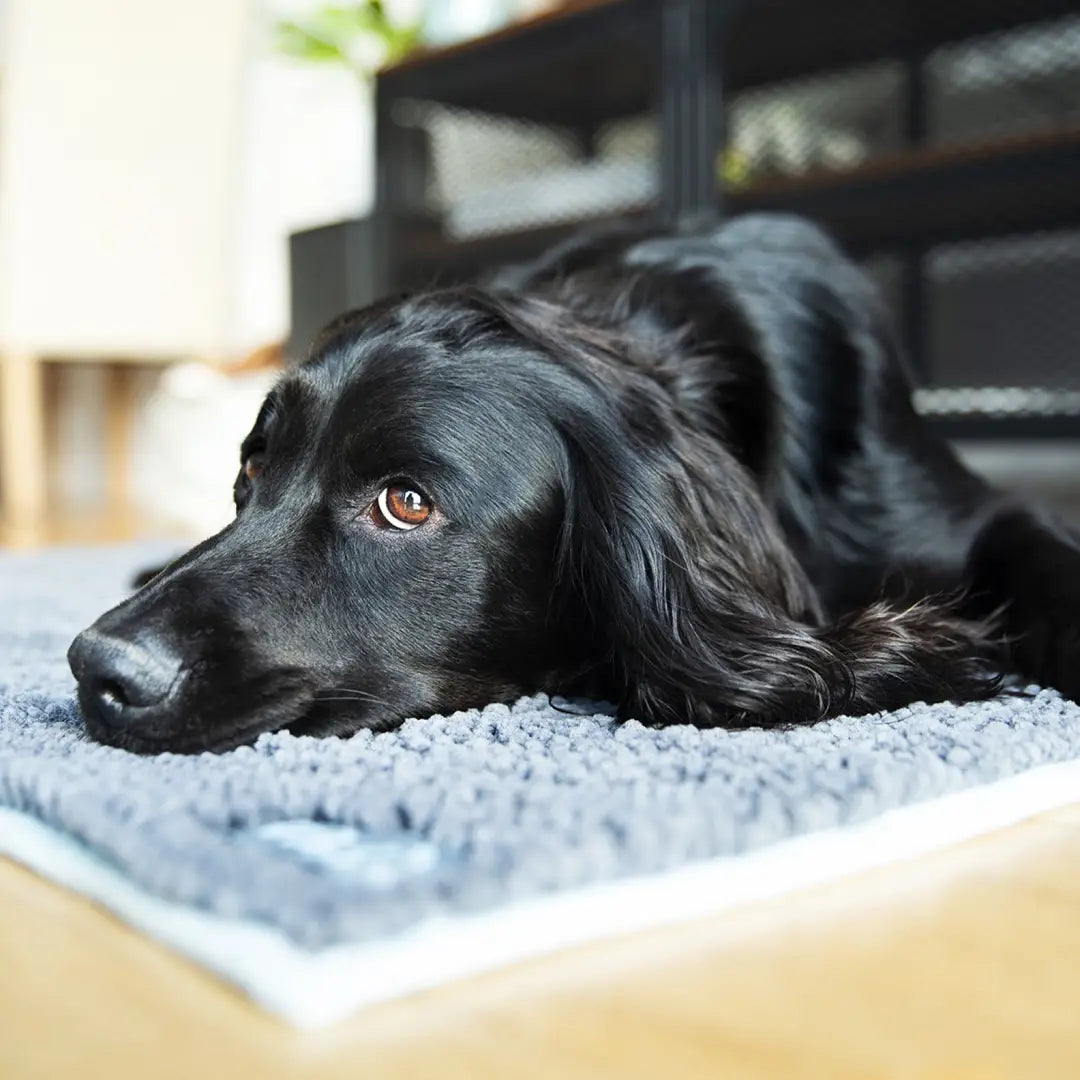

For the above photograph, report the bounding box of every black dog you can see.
[68,215,1080,753]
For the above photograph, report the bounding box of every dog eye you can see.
[243,454,264,482]
[371,484,432,530]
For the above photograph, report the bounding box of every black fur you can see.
[68,215,1079,753]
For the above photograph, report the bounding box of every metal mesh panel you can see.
[723,10,1080,425]
[920,230,1080,416]
[928,14,1080,147]
[392,102,659,240]
[724,62,903,189]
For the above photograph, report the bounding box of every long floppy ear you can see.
[557,407,1002,728]
[465,285,1001,726]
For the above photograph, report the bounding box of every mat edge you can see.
[4,755,1080,1028]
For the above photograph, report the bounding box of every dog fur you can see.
[68,215,1080,752]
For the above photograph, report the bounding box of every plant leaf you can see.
[274,21,348,64]
[273,3,421,74]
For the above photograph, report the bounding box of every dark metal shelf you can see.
[725,0,1080,93]
[378,1,653,132]
[292,0,1080,442]
[727,128,1080,254]
[378,0,1079,129]
[389,127,1080,281]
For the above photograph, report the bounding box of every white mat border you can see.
[4,756,1080,1028]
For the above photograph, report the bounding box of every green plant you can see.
[274,1,421,82]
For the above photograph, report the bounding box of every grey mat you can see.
[3,543,1080,950]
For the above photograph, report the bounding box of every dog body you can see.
[69,215,1080,752]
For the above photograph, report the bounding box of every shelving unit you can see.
[728,129,1080,253]
[290,0,1080,438]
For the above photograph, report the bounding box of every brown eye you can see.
[243,454,264,482]
[372,484,432,530]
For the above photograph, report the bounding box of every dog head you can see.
[69,291,610,750]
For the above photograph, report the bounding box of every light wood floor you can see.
[3,807,1080,1079]
[0,508,184,549]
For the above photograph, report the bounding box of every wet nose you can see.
[68,628,182,728]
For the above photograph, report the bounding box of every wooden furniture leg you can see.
[104,363,138,520]
[0,352,46,547]
[42,361,63,513]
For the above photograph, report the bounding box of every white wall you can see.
[0,0,249,357]
[0,0,377,358]
[228,11,374,351]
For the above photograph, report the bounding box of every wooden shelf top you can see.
[729,125,1080,251]
[381,1,621,77]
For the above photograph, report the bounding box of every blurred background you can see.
[1,0,1080,549]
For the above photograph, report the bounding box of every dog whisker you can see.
[312,688,392,709]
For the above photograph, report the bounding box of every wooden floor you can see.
[0,508,183,549]
[3,806,1080,1079]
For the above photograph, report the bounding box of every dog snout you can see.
[68,627,184,738]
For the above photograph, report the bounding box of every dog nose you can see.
[68,628,182,724]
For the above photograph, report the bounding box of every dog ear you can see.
[465,285,1001,725]
[557,412,1001,727]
